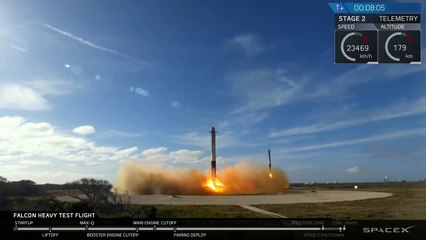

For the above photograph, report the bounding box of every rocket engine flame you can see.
[269,172,273,179]
[114,161,288,195]
[203,177,225,193]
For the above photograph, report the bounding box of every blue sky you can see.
[0,0,425,184]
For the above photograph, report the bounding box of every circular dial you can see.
[385,32,414,62]
[339,31,375,63]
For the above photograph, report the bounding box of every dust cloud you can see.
[114,161,288,195]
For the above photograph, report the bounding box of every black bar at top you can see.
[335,14,421,25]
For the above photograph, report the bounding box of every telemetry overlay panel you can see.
[329,3,421,64]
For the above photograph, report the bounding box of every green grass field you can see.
[8,182,425,219]
[254,182,426,219]
[106,205,267,218]
[123,182,426,219]
[102,182,426,219]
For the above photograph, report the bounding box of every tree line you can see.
[0,177,138,217]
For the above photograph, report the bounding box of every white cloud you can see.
[316,64,426,98]
[169,149,204,163]
[346,166,360,174]
[26,79,72,95]
[0,116,140,183]
[0,117,135,163]
[0,117,210,183]
[140,147,169,162]
[99,130,144,138]
[44,23,130,58]
[170,100,181,108]
[173,131,237,149]
[10,44,28,53]
[228,68,304,114]
[140,147,205,164]
[279,127,426,153]
[130,86,149,96]
[270,97,426,138]
[226,34,269,57]
[0,79,72,111]
[234,111,269,126]
[19,159,51,166]
[73,125,96,135]
[228,62,426,116]
[43,23,151,67]
[116,146,139,159]
[0,83,49,110]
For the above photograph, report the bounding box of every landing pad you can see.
[127,190,391,205]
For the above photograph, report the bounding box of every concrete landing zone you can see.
[126,190,392,205]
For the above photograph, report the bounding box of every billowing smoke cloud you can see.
[114,161,288,195]
[114,162,208,195]
[218,161,288,194]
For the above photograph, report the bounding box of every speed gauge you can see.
[335,30,378,63]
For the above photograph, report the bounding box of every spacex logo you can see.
[363,225,416,234]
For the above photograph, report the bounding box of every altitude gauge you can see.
[379,31,420,63]
[335,30,378,63]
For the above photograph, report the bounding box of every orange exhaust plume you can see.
[115,161,288,195]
